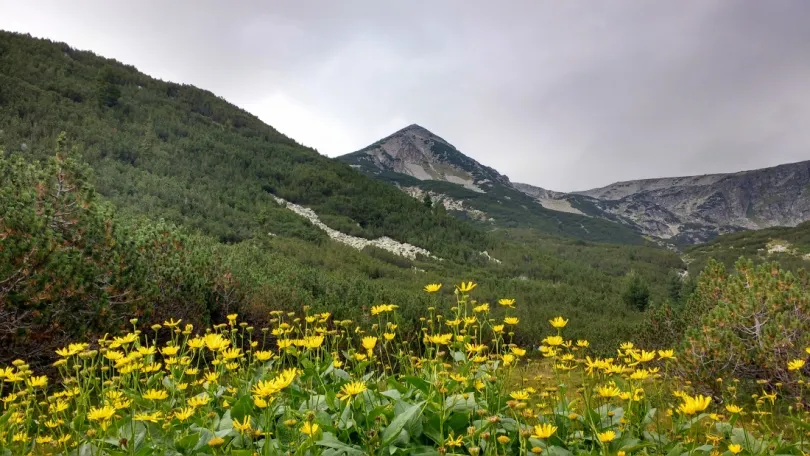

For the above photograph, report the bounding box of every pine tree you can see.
[622,271,650,311]
[97,66,121,107]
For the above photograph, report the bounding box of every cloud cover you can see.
[1,0,809,191]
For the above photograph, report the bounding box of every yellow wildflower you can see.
[424,283,442,293]
[532,423,557,439]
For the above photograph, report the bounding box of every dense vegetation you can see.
[0,141,683,365]
[685,221,810,274]
[1,284,807,455]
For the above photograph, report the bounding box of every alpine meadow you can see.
[0,29,809,456]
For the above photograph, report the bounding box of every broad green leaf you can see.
[403,376,431,396]
[444,393,475,413]
[216,410,233,431]
[193,428,215,450]
[316,433,367,456]
[173,432,199,453]
[395,399,423,439]
[338,402,355,430]
[229,395,253,421]
[381,401,425,447]
[642,408,658,425]
[300,394,329,412]
[545,446,574,456]
[381,389,402,401]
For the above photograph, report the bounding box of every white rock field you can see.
[271,195,438,260]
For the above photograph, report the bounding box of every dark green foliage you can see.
[96,66,120,107]
[666,270,685,305]
[678,258,810,395]
[686,221,810,275]
[622,271,650,311]
[0,138,226,364]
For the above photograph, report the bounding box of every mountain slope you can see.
[340,125,647,245]
[0,31,486,259]
[685,220,810,275]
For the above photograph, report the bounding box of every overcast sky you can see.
[2,1,809,191]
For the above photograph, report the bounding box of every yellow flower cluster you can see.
[0,282,806,455]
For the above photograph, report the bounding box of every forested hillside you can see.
[685,220,810,274]
[0,31,485,260]
[0,31,687,364]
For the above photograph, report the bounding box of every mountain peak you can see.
[402,123,427,132]
[391,123,449,144]
[339,125,510,193]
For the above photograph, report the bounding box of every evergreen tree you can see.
[666,270,683,304]
[622,271,650,311]
[97,66,121,107]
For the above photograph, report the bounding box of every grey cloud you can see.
[1,0,809,191]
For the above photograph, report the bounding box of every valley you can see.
[1,28,809,456]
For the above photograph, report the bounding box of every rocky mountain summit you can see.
[341,124,810,245]
[340,124,510,192]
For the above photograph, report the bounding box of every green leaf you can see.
[300,394,329,412]
[395,399,423,439]
[229,450,255,456]
[381,400,425,448]
[407,445,441,456]
[403,376,431,396]
[731,427,763,454]
[545,446,574,456]
[693,444,715,454]
[316,433,367,456]
[193,428,215,450]
[666,443,684,456]
[338,402,355,430]
[643,430,669,445]
[174,432,199,453]
[216,410,233,432]
[229,395,253,421]
[642,407,658,425]
[444,393,475,413]
[332,368,351,381]
[381,389,402,401]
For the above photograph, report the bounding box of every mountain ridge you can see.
[339,125,648,245]
[343,123,810,245]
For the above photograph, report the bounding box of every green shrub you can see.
[679,258,810,395]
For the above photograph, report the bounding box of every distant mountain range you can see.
[340,124,810,245]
